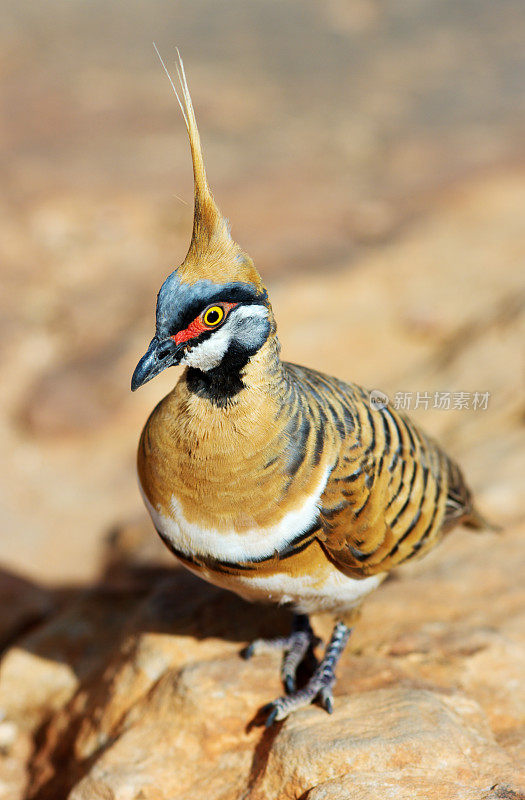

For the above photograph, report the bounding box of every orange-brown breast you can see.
[137,339,337,535]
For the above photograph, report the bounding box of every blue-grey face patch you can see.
[155,271,268,338]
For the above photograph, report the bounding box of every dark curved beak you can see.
[131,337,183,391]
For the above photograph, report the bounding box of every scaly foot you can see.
[263,621,351,725]
[242,613,321,693]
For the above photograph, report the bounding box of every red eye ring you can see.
[171,302,238,345]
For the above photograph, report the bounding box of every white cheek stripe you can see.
[140,464,331,562]
[180,323,230,370]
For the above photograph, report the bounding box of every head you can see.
[131,50,274,394]
[131,273,272,391]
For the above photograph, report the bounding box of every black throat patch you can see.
[185,342,251,406]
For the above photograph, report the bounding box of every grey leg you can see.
[242,614,320,693]
[264,621,351,725]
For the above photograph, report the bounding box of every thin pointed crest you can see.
[174,49,209,205]
[153,45,224,244]
[153,45,265,291]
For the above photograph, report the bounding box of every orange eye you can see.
[202,305,225,327]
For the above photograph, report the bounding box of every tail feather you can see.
[444,458,501,533]
[462,506,502,533]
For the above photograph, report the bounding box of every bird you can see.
[131,51,491,725]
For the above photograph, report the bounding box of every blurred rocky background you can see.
[0,0,524,798]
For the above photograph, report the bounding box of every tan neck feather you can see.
[238,333,283,395]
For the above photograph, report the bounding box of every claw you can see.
[241,643,255,660]
[265,706,279,727]
[240,635,289,659]
[284,674,295,694]
[319,688,334,714]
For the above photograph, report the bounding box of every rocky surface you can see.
[2,513,524,799]
[1,1,525,798]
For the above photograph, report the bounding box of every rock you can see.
[305,778,525,800]
[26,574,290,799]
[19,521,524,799]
[0,570,53,652]
[27,657,524,800]
[0,725,32,800]
[250,688,517,800]
[0,648,76,732]
[0,581,164,744]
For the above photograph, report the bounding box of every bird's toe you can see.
[242,614,320,693]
